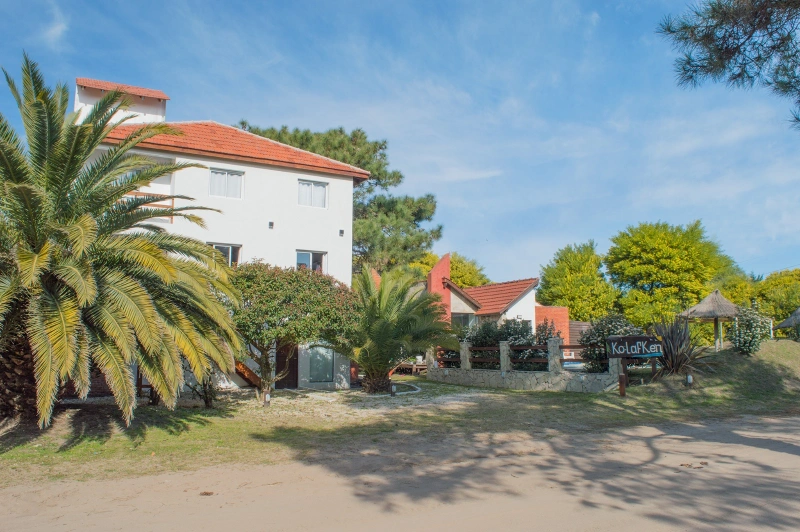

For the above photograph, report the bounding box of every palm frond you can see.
[0,55,242,424]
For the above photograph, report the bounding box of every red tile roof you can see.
[76,78,170,100]
[464,278,539,316]
[104,121,370,180]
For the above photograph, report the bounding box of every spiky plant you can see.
[322,268,456,393]
[0,55,243,427]
[653,318,712,379]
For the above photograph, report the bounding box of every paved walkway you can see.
[3,416,800,531]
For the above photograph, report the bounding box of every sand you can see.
[2,415,800,531]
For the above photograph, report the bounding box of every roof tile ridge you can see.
[112,120,211,129]
[76,78,169,98]
[464,277,539,290]
[209,121,370,176]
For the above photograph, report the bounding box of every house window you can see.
[211,243,241,266]
[297,251,326,272]
[309,347,335,382]
[210,169,243,199]
[298,180,327,208]
[452,313,477,330]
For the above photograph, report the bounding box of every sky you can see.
[1,0,798,282]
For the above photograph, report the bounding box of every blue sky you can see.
[1,0,798,281]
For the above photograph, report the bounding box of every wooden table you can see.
[394,362,428,375]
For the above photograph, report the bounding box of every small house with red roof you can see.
[76,78,368,391]
[425,254,571,344]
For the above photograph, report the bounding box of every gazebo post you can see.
[679,290,738,352]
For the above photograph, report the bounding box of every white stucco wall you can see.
[503,289,537,324]
[121,149,355,285]
[451,291,477,314]
[75,85,167,124]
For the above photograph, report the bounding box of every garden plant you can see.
[0,56,243,426]
[579,313,643,372]
[322,268,455,393]
[653,318,713,379]
[729,305,773,355]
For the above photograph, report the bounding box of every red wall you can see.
[535,306,570,345]
[427,253,451,322]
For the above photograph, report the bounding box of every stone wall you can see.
[426,338,620,393]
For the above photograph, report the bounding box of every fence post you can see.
[547,337,563,373]
[460,342,472,370]
[499,341,511,374]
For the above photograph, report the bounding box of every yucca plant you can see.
[322,268,456,393]
[0,55,243,427]
[653,318,712,379]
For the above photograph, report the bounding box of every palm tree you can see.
[322,268,455,393]
[0,55,243,427]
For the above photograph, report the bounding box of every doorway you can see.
[275,344,299,389]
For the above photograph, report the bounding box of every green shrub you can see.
[729,305,772,355]
[653,318,711,378]
[461,319,562,370]
[535,318,562,345]
[463,321,508,369]
[579,313,643,373]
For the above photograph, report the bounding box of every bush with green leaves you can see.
[229,262,359,404]
[729,305,772,355]
[653,318,712,379]
[535,318,562,345]
[460,319,562,370]
[579,313,643,373]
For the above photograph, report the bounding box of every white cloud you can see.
[41,1,68,50]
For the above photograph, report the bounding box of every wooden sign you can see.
[606,336,663,358]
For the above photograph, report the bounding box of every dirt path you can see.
[2,415,800,531]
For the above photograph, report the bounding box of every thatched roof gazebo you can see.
[775,307,800,330]
[679,290,739,351]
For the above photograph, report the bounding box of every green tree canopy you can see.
[0,56,242,426]
[229,262,359,403]
[536,241,617,322]
[238,122,442,272]
[756,269,800,321]
[408,252,491,288]
[605,221,733,326]
[711,270,759,307]
[321,268,455,393]
[660,1,800,125]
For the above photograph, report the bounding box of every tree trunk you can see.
[149,387,161,406]
[202,381,214,408]
[257,383,272,407]
[362,373,391,394]
[0,337,37,420]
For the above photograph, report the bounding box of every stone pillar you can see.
[499,341,511,374]
[547,337,563,373]
[425,347,435,371]
[460,341,472,370]
[608,357,622,377]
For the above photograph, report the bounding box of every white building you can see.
[77,78,369,391]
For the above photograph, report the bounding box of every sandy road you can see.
[2,415,800,531]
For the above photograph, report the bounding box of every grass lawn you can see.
[2,340,799,487]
